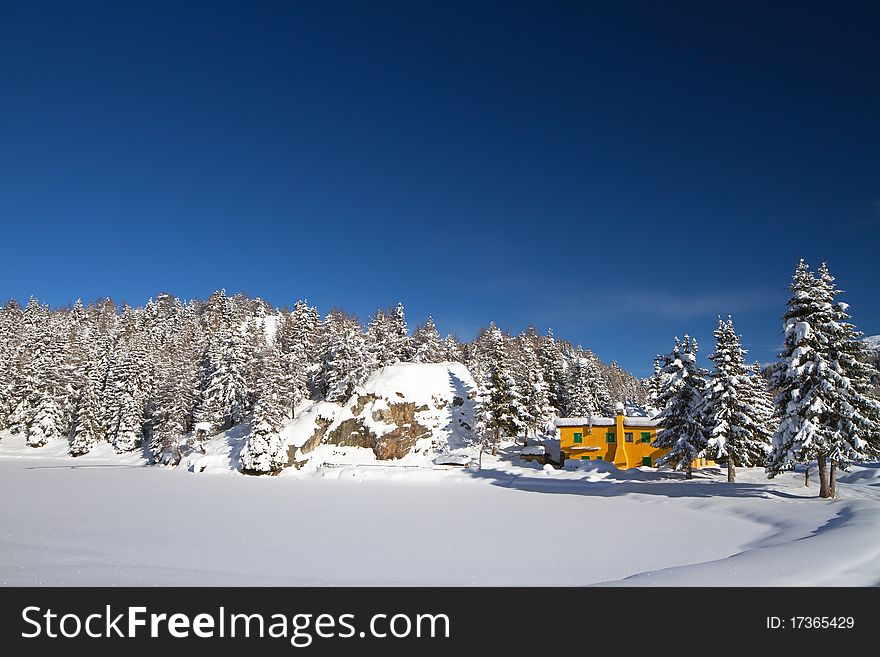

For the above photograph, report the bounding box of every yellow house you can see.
[554,406,713,470]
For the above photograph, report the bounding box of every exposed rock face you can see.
[286,362,479,464]
[327,418,377,449]
[288,415,333,466]
[372,401,431,460]
[320,397,430,460]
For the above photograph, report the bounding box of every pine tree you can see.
[412,316,444,363]
[389,302,413,363]
[473,324,524,454]
[652,335,708,479]
[68,358,103,456]
[0,300,24,430]
[645,357,665,415]
[515,331,553,444]
[442,334,461,362]
[565,348,611,417]
[7,298,50,436]
[240,345,287,474]
[538,329,568,415]
[766,261,880,497]
[195,292,250,432]
[319,309,367,402]
[276,300,319,417]
[702,317,772,482]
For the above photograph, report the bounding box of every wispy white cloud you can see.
[538,286,779,323]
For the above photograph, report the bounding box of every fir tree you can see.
[319,309,367,402]
[442,334,462,362]
[474,324,524,454]
[652,335,708,479]
[702,317,772,482]
[68,358,103,456]
[389,302,413,363]
[412,316,444,363]
[515,331,553,444]
[766,261,880,497]
[645,357,665,415]
[240,345,287,474]
[538,329,568,414]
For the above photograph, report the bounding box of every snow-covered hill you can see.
[177,362,481,474]
[862,335,880,353]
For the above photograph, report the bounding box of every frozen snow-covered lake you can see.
[1,435,879,586]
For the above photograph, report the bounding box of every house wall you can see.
[558,417,713,470]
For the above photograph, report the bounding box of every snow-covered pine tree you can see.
[765,261,880,497]
[0,299,24,430]
[68,357,104,456]
[67,303,106,456]
[473,323,524,454]
[565,350,594,417]
[746,361,775,441]
[103,332,146,452]
[7,297,50,436]
[818,264,880,496]
[538,329,568,415]
[412,316,444,363]
[148,303,202,464]
[194,291,250,433]
[442,334,462,362]
[275,300,319,417]
[389,302,413,363]
[319,309,367,403]
[239,343,288,474]
[565,348,611,417]
[645,357,665,416]
[515,329,553,444]
[702,317,772,482]
[26,315,67,448]
[652,335,708,479]
[365,308,391,373]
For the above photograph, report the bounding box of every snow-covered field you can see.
[2,434,879,586]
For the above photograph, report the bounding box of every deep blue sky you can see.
[1,1,878,376]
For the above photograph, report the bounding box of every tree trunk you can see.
[686,460,693,480]
[492,429,498,456]
[817,452,831,499]
[727,435,735,483]
[829,461,837,499]
[804,465,809,487]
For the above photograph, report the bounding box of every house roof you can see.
[553,416,661,428]
[554,417,615,427]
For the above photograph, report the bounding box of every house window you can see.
[573,432,583,444]
[595,455,603,461]
[581,455,590,460]
[606,432,615,443]
[624,432,633,443]
[642,457,652,467]
[641,432,651,443]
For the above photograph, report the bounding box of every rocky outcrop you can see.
[327,418,377,449]
[285,362,479,464]
[288,415,333,467]
[320,399,431,460]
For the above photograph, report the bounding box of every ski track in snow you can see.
[1,434,879,586]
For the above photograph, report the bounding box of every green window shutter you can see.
[641,432,651,443]
[642,457,652,467]
[624,432,633,442]
[573,432,583,444]
[581,455,590,460]
[595,455,603,461]
[606,432,615,443]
